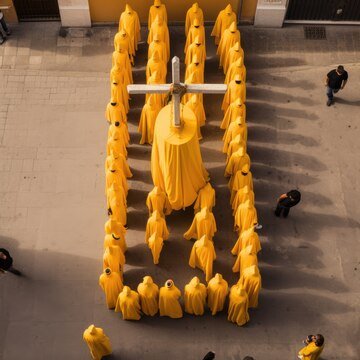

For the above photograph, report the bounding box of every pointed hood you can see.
[236,285,247,297]
[229,21,237,33]
[235,115,244,125]
[233,42,241,51]
[88,325,97,335]
[119,28,127,37]
[234,74,242,83]
[193,17,200,27]
[125,4,133,14]
[154,0,162,6]
[189,276,200,288]
[225,4,233,14]
[214,273,223,284]
[122,285,131,296]
[235,97,243,107]
[241,163,250,173]
[143,275,154,285]
[200,206,210,219]
[240,244,255,256]
[194,35,201,45]
[192,3,199,13]
[235,57,243,67]
[152,49,161,62]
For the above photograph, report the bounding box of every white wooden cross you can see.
[127,56,227,127]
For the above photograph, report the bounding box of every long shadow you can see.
[249,125,319,147]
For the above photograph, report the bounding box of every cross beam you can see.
[127,56,227,127]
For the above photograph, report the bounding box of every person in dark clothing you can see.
[202,351,215,360]
[0,10,11,45]
[275,190,301,218]
[0,248,22,275]
[325,65,348,106]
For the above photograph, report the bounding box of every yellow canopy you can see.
[151,104,209,210]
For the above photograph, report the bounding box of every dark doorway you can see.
[13,0,60,21]
[286,0,360,22]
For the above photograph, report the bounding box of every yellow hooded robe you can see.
[217,22,240,69]
[211,4,237,45]
[146,186,172,216]
[225,56,246,84]
[225,147,251,179]
[239,265,261,308]
[148,0,167,29]
[184,207,217,241]
[148,15,170,61]
[146,71,167,107]
[119,4,141,52]
[185,3,204,36]
[224,41,244,75]
[185,18,206,54]
[114,29,134,61]
[185,55,204,83]
[234,200,258,233]
[146,50,167,83]
[182,72,203,104]
[228,284,250,326]
[148,35,168,63]
[115,286,141,320]
[139,94,161,145]
[231,228,261,256]
[185,94,206,139]
[137,276,159,316]
[108,121,129,148]
[207,273,229,315]
[193,182,215,214]
[107,183,127,225]
[232,244,258,274]
[111,79,129,114]
[83,325,112,360]
[226,136,247,165]
[105,101,127,125]
[184,276,207,315]
[104,218,126,238]
[105,151,132,178]
[189,235,216,281]
[145,210,169,243]
[159,280,183,318]
[103,245,125,276]
[185,36,206,66]
[112,48,133,84]
[105,168,128,196]
[104,232,127,255]
[222,76,246,112]
[148,233,164,264]
[231,185,255,216]
[99,268,123,309]
[230,164,253,201]
[220,98,246,130]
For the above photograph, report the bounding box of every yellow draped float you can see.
[151,104,209,210]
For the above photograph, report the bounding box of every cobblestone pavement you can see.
[0,22,359,360]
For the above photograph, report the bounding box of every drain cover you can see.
[304,26,326,40]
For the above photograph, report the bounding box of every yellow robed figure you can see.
[232,244,258,274]
[239,265,261,308]
[211,4,237,45]
[221,98,246,130]
[231,185,255,215]
[151,103,209,210]
[148,0,167,29]
[185,3,204,36]
[193,182,215,213]
[217,22,240,69]
[225,57,246,84]
[119,4,141,52]
[234,200,258,233]
[104,218,126,239]
[184,276,207,315]
[146,186,172,216]
[231,227,261,256]
[103,245,125,276]
[137,276,159,316]
[224,41,244,74]
[184,207,217,241]
[83,325,112,360]
[207,273,229,315]
[147,232,164,264]
[159,279,183,318]
[115,286,141,320]
[230,164,253,202]
[227,284,250,326]
[222,75,246,112]
[104,232,127,254]
[99,268,123,309]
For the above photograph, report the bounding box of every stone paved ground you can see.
[0,23,359,360]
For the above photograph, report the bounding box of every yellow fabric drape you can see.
[105,102,127,125]
[108,121,129,147]
[151,104,208,210]
[226,136,247,165]
[207,273,229,315]
[83,325,112,360]
[231,185,255,215]
[148,38,169,63]
[223,116,247,152]
[230,168,253,202]
[184,277,207,315]
[185,21,206,54]
[159,280,183,318]
[225,57,246,84]
[148,16,170,61]
[211,5,237,45]
[232,244,258,274]
[222,78,247,112]
[185,95,206,139]
[137,276,159,316]
[239,265,261,308]
[227,285,250,326]
[114,29,134,61]
[103,245,125,276]
[189,235,216,281]
[112,49,133,84]
[225,149,251,180]
[115,286,141,320]
[231,228,261,256]
[185,3,204,36]
[99,269,123,309]
[146,51,167,83]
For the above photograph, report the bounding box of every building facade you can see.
[1,0,360,27]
